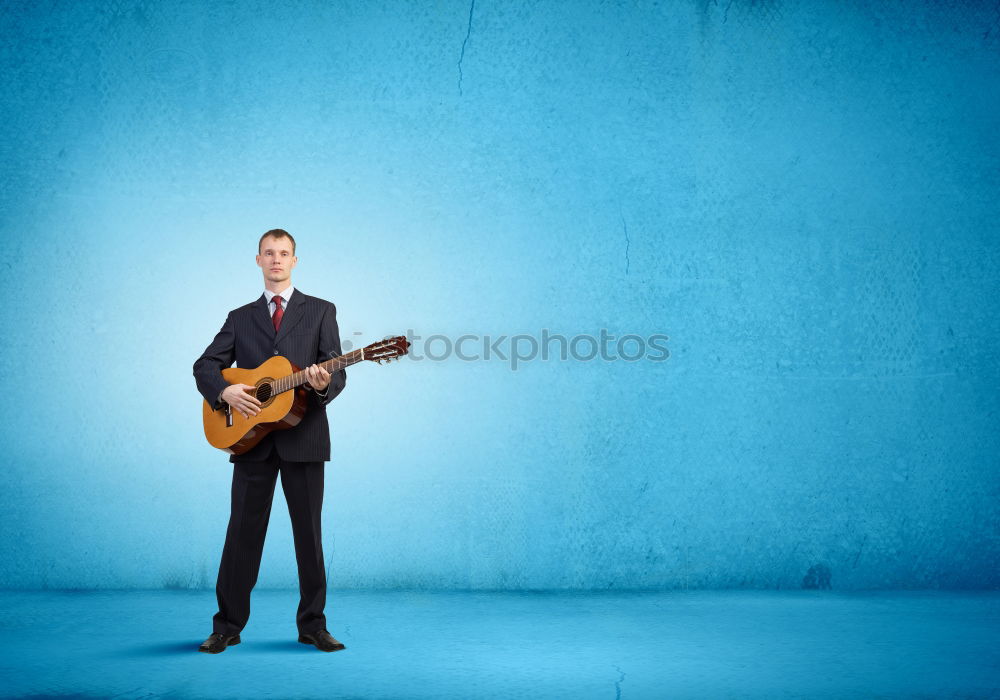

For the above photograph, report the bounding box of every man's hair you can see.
[259,228,296,255]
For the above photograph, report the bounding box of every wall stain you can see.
[802,563,832,589]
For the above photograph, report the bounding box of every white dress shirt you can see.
[263,285,295,316]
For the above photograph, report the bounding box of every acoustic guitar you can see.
[203,335,410,454]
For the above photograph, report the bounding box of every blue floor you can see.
[0,590,997,698]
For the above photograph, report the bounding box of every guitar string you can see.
[263,346,400,396]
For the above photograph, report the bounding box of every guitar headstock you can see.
[363,335,411,364]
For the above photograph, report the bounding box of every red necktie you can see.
[272,295,284,332]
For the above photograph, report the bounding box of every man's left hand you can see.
[305,364,331,391]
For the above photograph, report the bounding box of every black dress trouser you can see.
[212,444,327,636]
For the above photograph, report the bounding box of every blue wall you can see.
[1,0,997,590]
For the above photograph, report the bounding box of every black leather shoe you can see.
[298,629,346,652]
[198,632,241,654]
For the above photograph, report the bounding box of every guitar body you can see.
[200,334,410,456]
[202,355,309,455]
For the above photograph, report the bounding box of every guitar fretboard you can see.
[272,348,366,395]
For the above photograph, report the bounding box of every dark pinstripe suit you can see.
[193,288,347,636]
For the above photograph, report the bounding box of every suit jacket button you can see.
[273,350,279,355]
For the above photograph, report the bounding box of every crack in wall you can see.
[620,212,630,275]
[457,0,476,96]
[614,666,626,700]
[853,533,868,568]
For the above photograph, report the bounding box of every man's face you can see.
[256,235,298,284]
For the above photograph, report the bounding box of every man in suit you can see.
[192,229,348,653]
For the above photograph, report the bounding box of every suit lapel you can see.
[253,294,276,339]
[274,288,305,343]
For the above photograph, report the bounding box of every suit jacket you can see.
[193,289,347,463]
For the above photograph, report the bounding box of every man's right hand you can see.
[221,384,262,419]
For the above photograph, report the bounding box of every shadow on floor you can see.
[126,640,203,656]
[126,638,315,656]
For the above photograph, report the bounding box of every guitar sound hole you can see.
[254,381,275,407]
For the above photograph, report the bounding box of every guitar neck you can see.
[274,349,366,395]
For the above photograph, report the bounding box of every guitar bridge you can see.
[224,402,233,428]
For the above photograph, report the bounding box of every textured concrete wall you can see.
[1,0,997,590]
